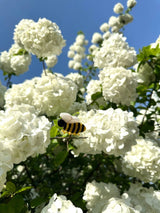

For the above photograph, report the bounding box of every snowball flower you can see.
[41,193,83,213]
[45,55,57,68]
[13,18,66,58]
[127,0,137,8]
[66,72,84,89]
[119,14,133,25]
[0,43,31,76]
[93,33,137,69]
[122,183,160,213]
[83,181,120,213]
[134,62,155,85]
[91,32,102,44]
[0,104,51,164]
[100,23,110,32]
[0,81,6,108]
[99,67,137,105]
[122,138,160,183]
[67,101,87,115]
[113,3,124,14]
[85,79,105,107]
[5,71,77,117]
[72,109,139,156]
[102,197,140,213]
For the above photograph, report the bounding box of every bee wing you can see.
[60,113,80,123]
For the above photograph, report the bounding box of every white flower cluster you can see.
[122,183,160,213]
[113,3,124,14]
[0,43,31,76]
[5,71,77,117]
[93,33,137,69]
[127,0,137,8]
[83,181,120,213]
[0,104,51,191]
[84,181,160,213]
[13,18,66,58]
[45,55,57,68]
[41,193,83,213]
[122,138,160,183]
[68,34,88,70]
[85,80,105,107]
[67,101,87,115]
[83,181,139,213]
[66,72,84,90]
[72,109,139,156]
[0,81,6,108]
[99,67,137,105]
[134,62,155,85]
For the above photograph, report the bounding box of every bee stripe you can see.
[65,123,69,131]
[71,123,77,134]
[75,123,81,134]
[68,123,74,133]
[81,124,86,132]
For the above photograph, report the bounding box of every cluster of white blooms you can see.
[85,79,105,107]
[102,197,140,213]
[84,181,160,213]
[0,43,31,75]
[83,181,120,213]
[122,183,160,213]
[45,55,57,68]
[13,18,66,58]
[66,72,84,89]
[122,138,160,183]
[67,101,87,115]
[41,193,83,213]
[83,181,140,213]
[0,81,6,108]
[5,71,77,117]
[113,3,124,14]
[127,0,137,8]
[0,104,51,191]
[93,33,137,69]
[72,109,139,156]
[91,32,103,44]
[68,34,88,70]
[99,67,137,105]
[134,62,155,85]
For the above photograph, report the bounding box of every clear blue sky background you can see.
[0,0,160,86]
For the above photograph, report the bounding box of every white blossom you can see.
[5,71,77,117]
[122,183,160,213]
[66,73,84,89]
[100,23,110,33]
[119,14,133,25]
[67,102,87,115]
[93,33,137,69]
[0,104,51,164]
[99,67,137,105]
[108,16,122,29]
[113,3,124,14]
[102,197,140,213]
[91,32,102,44]
[41,193,83,213]
[134,62,155,85]
[13,18,66,58]
[68,34,88,71]
[122,138,160,183]
[127,0,137,8]
[83,181,120,213]
[72,109,139,156]
[0,81,6,108]
[85,79,105,107]
[45,55,57,68]
[0,43,31,76]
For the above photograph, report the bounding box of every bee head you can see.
[58,119,66,127]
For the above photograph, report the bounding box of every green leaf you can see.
[53,146,68,167]
[6,182,16,194]
[0,195,24,213]
[30,196,47,208]
[91,91,102,101]
[15,186,32,195]
[50,125,58,138]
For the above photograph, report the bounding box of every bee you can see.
[58,112,86,135]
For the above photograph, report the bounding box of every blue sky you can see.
[0,0,160,86]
